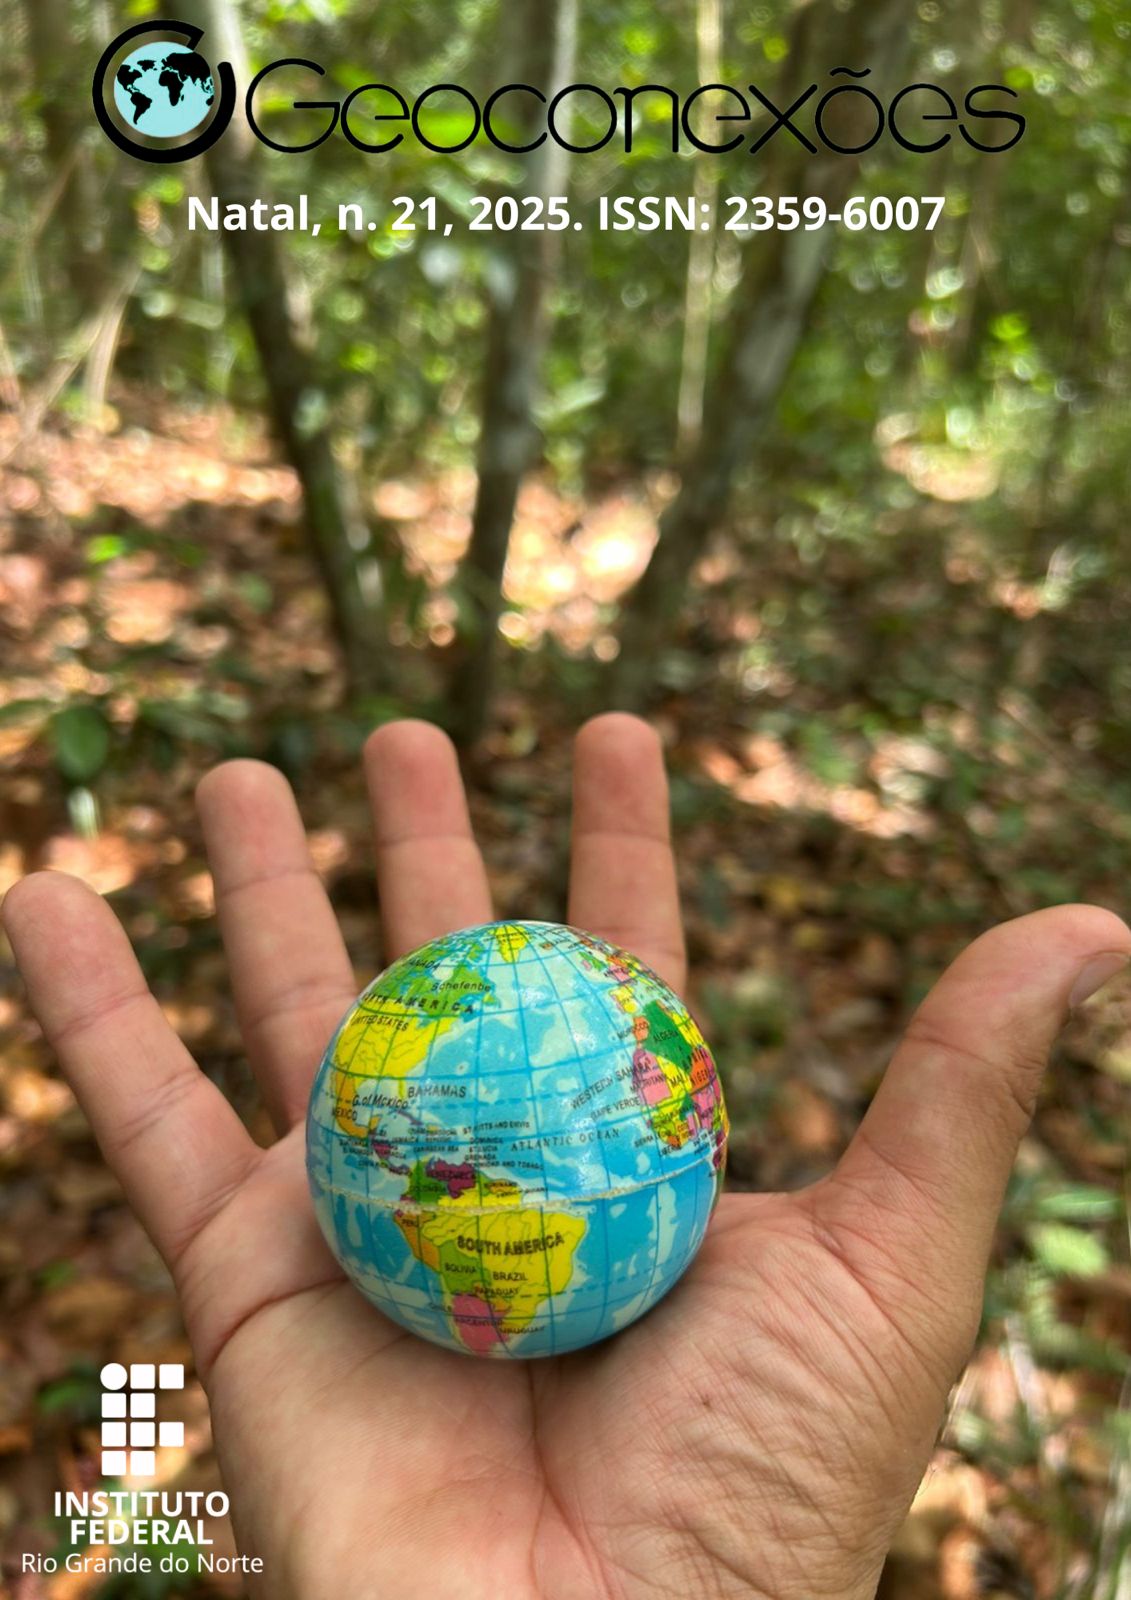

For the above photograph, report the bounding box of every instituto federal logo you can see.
[31,1363,256,1579]
[100,1360,185,1479]
[92,20,236,163]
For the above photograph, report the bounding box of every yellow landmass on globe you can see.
[329,1000,459,1137]
[493,924,530,963]
[396,1176,585,1354]
[670,1006,708,1050]
[611,982,638,1013]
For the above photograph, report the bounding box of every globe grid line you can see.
[342,1255,680,1329]
[504,934,561,1356]
[524,932,621,1343]
[635,1183,663,1332]
[336,973,438,1317]
[314,1057,717,1199]
[361,994,375,1317]
[311,1065,714,1200]
[322,1026,695,1129]
[313,1157,709,1206]
[324,1016,712,1160]
[310,1083,714,1198]
[468,929,519,1358]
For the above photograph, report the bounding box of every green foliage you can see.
[1027,1221,1110,1279]
[50,704,112,784]
[36,1364,103,1423]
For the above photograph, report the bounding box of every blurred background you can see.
[3,0,1131,1593]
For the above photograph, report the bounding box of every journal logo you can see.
[93,24,1026,163]
[99,1361,185,1479]
[92,20,236,162]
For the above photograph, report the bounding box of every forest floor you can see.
[1,400,1130,1599]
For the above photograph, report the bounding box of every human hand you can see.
[4,715,1128,1600]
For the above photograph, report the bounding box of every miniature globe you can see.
[306,921,728,1358]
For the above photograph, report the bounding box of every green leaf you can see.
[990,312,1030,344]
[232,573,275,614]
[139,701,226,746]
[36,1260,76,1289]
[37,1371,101,1421]
[51,706,111,784]
[85,533,133,565]
[0,697,52,729]
[1028,1223,1110,1279]
[1032,1185,1121,1224]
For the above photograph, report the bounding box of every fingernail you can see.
[1069,952,1131,1011]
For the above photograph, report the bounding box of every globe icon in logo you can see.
[112,42,216,140]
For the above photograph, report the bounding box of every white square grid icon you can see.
[99,1362,185,1477]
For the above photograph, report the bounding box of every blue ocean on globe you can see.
[112,43,215,140]
[306,921,729,1358]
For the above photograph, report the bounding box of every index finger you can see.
[196,760,359,1133]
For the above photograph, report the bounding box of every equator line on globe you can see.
[306,921,728,1358]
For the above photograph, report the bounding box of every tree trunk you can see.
[614,0,912,704]
[20,0,93,307]
[182,0,386,695]
[675,0,724,457]
[449,0,579,747]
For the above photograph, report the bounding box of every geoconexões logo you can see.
[92,19,236,163]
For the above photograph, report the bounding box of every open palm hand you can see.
[5,716,1128,1600]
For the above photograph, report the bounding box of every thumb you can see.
[813,904,1130,1342]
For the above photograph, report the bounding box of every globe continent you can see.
[306,921,728,1358]
[112,43,215,140]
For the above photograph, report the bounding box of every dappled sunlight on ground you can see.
[881,438,1001,503]
[876,412,1001,504]
[693,730,937,840]
[379,468,659,651]
[0,411,299,524]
